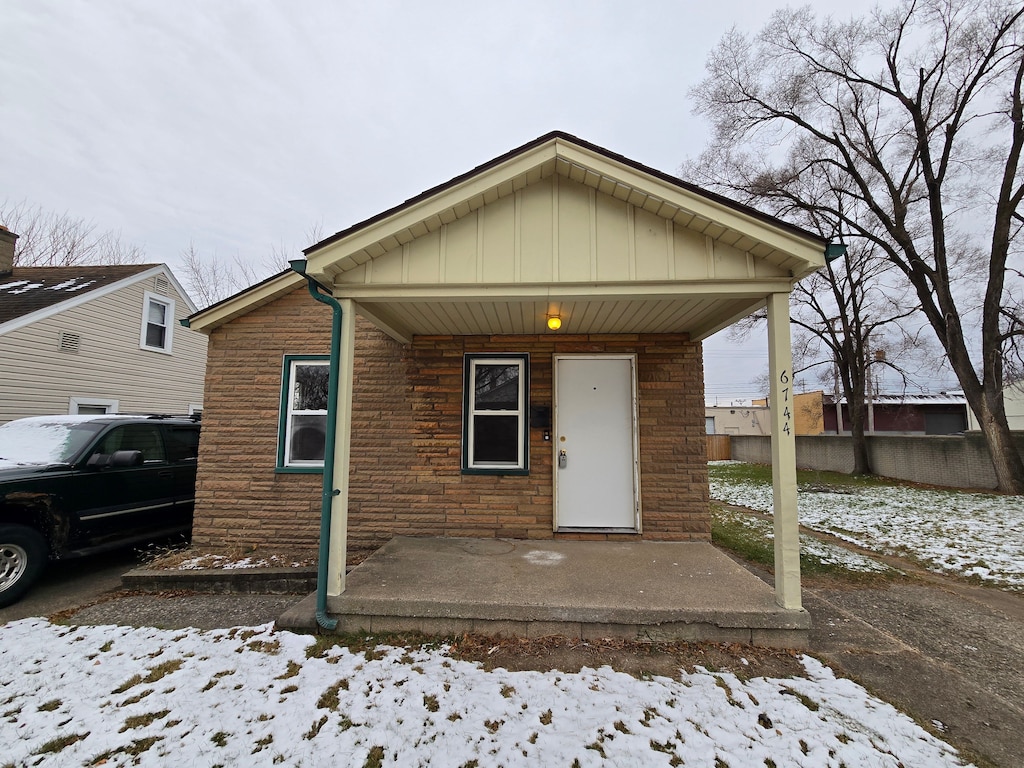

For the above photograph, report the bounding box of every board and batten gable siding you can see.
[0,273,207,423]
[335,175,791,290]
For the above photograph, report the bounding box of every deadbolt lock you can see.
[558,449,567,468]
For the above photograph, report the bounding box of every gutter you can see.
[289,258,340,632]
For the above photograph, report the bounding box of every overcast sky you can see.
[5,0,936,400]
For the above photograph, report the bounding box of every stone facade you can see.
[192,287,710,564]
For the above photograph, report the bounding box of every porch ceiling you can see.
[350,286,772,342]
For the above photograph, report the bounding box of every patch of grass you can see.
[780,687,819,711]
[201,670,235,692]
[363,746,385,768]
[243,639,281,654]
[114,659,184,694]
[304,715,328,740]
[37,699,61,712]
[713,676,741,707]
[423,694,439,712]
[118,689,154,706]
[303,631,446,659]
[120,710,170,732]
[710,462,891,491]
[87,736,162,764]
[317,680,348,711]
[276,660,302,680]
[35,732,89,754]
[210,731,229,747]
[539,709,552,725]
[711,504,895,582]
[650,739,682,765]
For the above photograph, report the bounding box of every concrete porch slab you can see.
[277,537,810,648]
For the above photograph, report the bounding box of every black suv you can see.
[0,414,201,607]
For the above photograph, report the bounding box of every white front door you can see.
[554,355,639,530]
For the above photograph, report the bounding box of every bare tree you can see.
[178,242,289,309]
[179,219,328,308]
[689,0,1024,492]
[0,200,144,266]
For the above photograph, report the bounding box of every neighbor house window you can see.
[69,396,119,415]
[278,355,330,471]
[462,354,529,473]
[140,291,174,353]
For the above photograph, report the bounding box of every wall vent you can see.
[154,275,170,294]
[59,331,81,353]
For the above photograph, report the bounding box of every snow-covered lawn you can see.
[712,506,898,575]
[1,618,972,767]
[709,462,1024,590]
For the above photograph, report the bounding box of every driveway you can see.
[0,547,140,623]
[805,575,1024,768]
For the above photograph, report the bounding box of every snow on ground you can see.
[709,463,1024,590]
[174,554,314,570]
[1,619,971,768]
[712,506,898,575]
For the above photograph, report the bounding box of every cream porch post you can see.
[327,297,357,596]
[766,291,801,610]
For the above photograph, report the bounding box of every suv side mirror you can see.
[110,450,144,467]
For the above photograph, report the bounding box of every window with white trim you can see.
[278,356,330,470]
[140,291,174,353]
[69,396,119,415]
[462,354,529,473]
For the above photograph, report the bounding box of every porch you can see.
[277,537,811,648]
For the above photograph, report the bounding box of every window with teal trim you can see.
[278,356,329,470]
[462,354,529,473]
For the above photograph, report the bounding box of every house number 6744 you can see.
[779,369,792,436]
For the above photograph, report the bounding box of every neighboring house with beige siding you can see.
[0,229,207,424]
[184,132,830,627]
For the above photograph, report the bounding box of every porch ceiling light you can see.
[547,315,562,331]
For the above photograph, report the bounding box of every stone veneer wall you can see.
[192,287,709,564]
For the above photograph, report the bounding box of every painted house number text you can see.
[779,369,792,436]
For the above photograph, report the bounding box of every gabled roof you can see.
[307,131,822,260]
[188,131,828,338]
[0,264,198,336]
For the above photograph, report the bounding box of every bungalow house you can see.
[0,227,207,424]
[184,132,827,637]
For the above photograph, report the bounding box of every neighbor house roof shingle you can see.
[0,264,158,325]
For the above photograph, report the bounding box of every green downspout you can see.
[289,259,340,632]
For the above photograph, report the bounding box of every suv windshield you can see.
[0,417,109,465]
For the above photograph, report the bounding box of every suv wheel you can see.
[0,525,47,608]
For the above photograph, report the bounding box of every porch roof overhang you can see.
[186,132,827,342]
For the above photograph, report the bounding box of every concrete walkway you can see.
[277,537,810,647]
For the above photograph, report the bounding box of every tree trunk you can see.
[972,390,1024,494]
[846,390,871,476]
